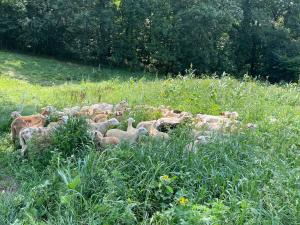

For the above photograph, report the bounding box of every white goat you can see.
[126,118,136,132]
[114,100,129,112]
[106,127,148,144]
[19,116,69,156]
[63,106,81,116]
[89,118,120,135]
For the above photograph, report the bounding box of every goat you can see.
[92,112,109,123]
[63,106,81,116]
[137,120,157,131]
[149,124,169,140]
[40,106,57,116]
[19,116,69,156]
[126,118,136,132]
[11,114,47,145]
[106,127,148,144]
[114,100,129,112]
[89,118,120,135]
[220,111,239,120]
[47,116,69,130]
[90,103,114,114]
[134,119,169,139]
[10,111,21,120]
[92,130,120,149]
[155,117,188,132]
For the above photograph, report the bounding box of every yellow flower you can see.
[178,196,189,206]
[160,175,170,181]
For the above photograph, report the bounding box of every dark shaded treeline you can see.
[1,0,300,82]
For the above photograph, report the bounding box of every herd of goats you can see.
[9,100,256,156]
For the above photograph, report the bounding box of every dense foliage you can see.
[1,0,300,82]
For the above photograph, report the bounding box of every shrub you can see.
[150,201,230,224]
[27,117,94,168]
[50,117,94,157]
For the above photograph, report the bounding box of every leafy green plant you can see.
[151,201,230,225]
[50,117,94,158]
[27,117,94,169]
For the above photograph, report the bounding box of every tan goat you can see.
[106,127,148,144]
[92,130,120,149]
[11,115,47,145]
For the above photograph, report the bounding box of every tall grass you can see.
[0,51,300,224]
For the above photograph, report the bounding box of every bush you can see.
[27,117,94,167]
[151,201,230,224]
[50,117,94,157]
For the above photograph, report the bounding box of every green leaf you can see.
[67,175,81,190]
[166,186,174,193]
[60,195,70,204]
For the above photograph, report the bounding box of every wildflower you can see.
[178,196,189,206]
[160,175,170,181]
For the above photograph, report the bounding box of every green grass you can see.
[0,51,152,85]
[1,50,300,224]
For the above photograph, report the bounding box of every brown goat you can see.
[11,115,47,145]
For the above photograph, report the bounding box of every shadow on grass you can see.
[0,50,155,86]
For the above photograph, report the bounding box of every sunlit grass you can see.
[0,51,152,85]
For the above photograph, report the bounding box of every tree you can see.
[0,0,26,49]
[1,0,300,82]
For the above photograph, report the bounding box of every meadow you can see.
[0,51,300,224]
